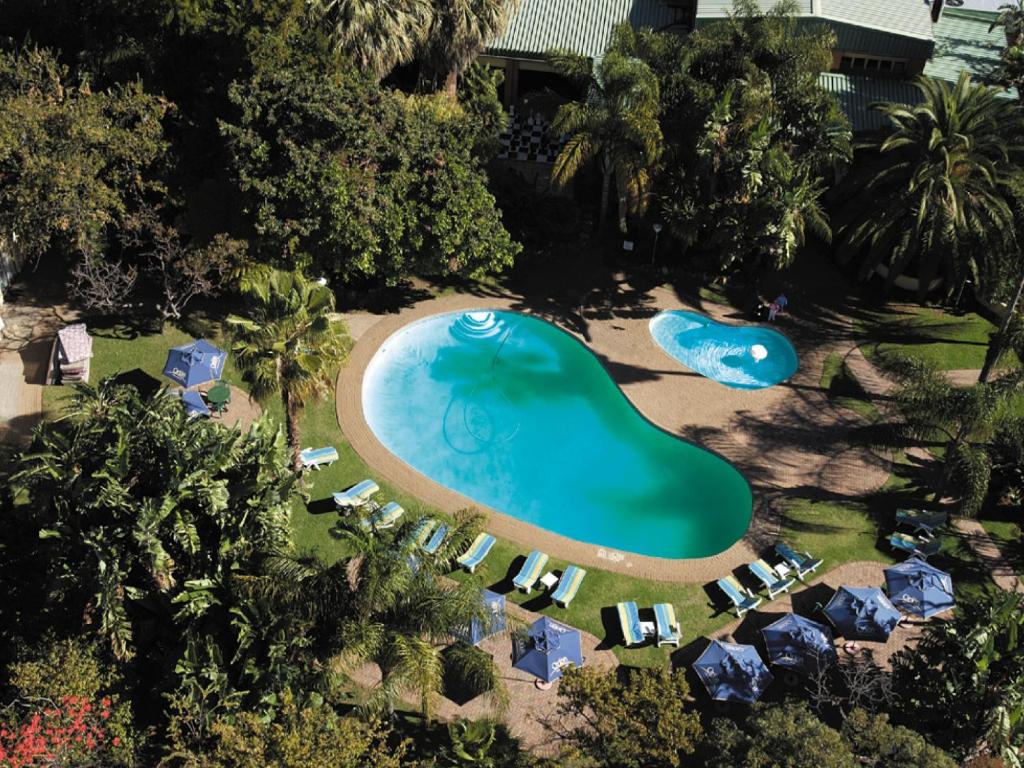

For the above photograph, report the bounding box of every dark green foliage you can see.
[458,62,507,160]
[703,702,857,768]
[842,709,958,768]
[632,0,849,276]
[221,61,519,285]
[891,590,1024,764]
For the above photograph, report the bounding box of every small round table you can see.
[206,383,232,414]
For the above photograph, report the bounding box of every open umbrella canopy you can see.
[761,613,837,674]
[180,390,210,417]
[693,640,773,704]
[163,339,226,389]
[454,589,507,646]
[884,558,955,619]
[513,617,583,683]
[824,586,901,642]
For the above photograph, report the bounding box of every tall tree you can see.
[308,0,430,80]
[228,268,350,471]
[839,73,1024,301]
[419,0,518,98]
[549,31,663,233]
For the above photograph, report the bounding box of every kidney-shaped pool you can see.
[361,310,752,559]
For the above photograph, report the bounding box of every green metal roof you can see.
[924,8,1005,82]
[818,72,922,131]
[486,0,679,60]
[695,0,933,41]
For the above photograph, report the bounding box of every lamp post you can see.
[651,222,663,264]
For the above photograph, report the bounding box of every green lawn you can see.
[855,304,1011,371]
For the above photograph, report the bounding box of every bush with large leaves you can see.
[4,381,308,732]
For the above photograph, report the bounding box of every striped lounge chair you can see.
[618,601,644,647]
[423,523,448,554]
[333,479,379,510]
[299,446,338,471]
[895,508,948,538]
[774,542,823,579]
[889,532,942,559]
[551,565,586,608]
[361,501,404,531]
[513,550,549,593]
[405,518,436,548]
[457,533,496,573]
[717,575,762,617]
[748,559,796,599]
[654,603,681,647]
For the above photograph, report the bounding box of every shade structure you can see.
[693,640,773,704]
[454,589,507,646]
[824,586,901,642]
[163,339,226,389]
[513,617,583,683]
[181,390,210,417]
[884,558,955,619]
[761,613,837,674]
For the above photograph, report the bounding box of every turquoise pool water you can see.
[650,310,798,390]
[362,311,752,559]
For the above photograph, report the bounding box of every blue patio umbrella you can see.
[692,640,773,704]
[181,390,210,417]
[454,589,507,646]
[824,586,901,642]
[761,613,837,674]
[884,558,955,619]
[163,339,226,389]
[513,617,583,683]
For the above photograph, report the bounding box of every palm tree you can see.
[228,269,350,471]
[991,0,1024,46]
[549,42,663,233]
[308,0,430,80]
[839,73,1023,301]
[418,0,519,98]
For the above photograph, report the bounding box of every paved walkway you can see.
[347,600,616,756]
[337,277,892,581]
[953,519,1023,594]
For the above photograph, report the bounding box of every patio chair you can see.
[654,603,682,647]
[422,523,449,555]
[889,532,942,559]
[895,508,948,538]
[617,601,645,647]
[513,550,550,593]
[405,518,436,549]
[717,575,762,617]
[361,501,404,531]
[299,446,339,471]
[774,542,823,579]
[457,533,496,573]
[748,559,797,599]
[332,479,380,510]
[551,565,586,608]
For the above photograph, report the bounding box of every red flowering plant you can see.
[0,695,120,767]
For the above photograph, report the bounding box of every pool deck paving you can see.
[336,276,892,582]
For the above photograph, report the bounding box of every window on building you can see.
[836,53,911,76]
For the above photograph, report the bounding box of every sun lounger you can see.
[717,575,762,617]
[423,523,448,555]
[774,542,823,579]
[889,532,942,559]
[895,508,948,538]
[551,565,586,608]
[617,601,644,647]
[513,550,550,593]
[405,518,435,549]
[654,603,681,647]
[748,559,796,599]
[361,501,404,531]
[457,533,496,573]
[299,446,339,471]
[333,479,379,509]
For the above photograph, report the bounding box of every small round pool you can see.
[362,310,752,559]
[650,310,798,390]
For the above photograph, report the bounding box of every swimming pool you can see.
[362,310,752,559]
[650,310,798,390]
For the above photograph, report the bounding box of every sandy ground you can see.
[336,277,892,581]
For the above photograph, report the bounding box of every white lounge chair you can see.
[333,479,379,510]
[299,446,339,471]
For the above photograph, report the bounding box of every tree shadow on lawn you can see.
[110,368,162,398]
